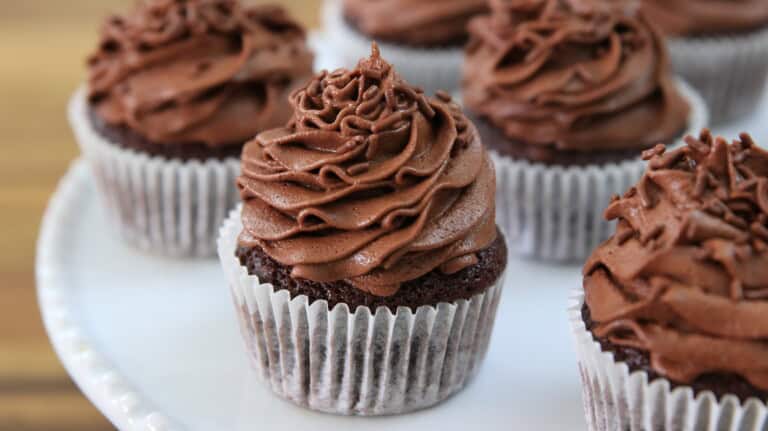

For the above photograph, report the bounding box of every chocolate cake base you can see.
[236,230,507,312]
[471,113,685,167]
[88,106,244,161]
[582,304,768,402]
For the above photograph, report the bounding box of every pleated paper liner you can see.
[569,289,768,431]
[474,79,708,262]
[218,207,507,416]
[68,88,240,257]
[668,26,768,125]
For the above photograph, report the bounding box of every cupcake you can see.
[68,0,313,256]
[572,130,768,429]
[643,0,768,124]
[218,44,507,416]
[462,0,708,261]
[322,0,488,95]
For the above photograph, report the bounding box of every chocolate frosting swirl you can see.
[88,0,313,147]
[237,45,498,297]
[462,0,690,156]
[584,130,768,390]
[642,0,768,36]
[343,0,488,46]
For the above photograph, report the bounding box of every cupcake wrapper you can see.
[668,27,768,125]
[322,0,464,96]
[68,88,240,257]
[489,79,708,262]
[218,207,506,416]
[569,289,768,431]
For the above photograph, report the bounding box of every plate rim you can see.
[36,158,181,431]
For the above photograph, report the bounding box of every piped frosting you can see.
[343,0,488,46]
[237,45,498,297]
[642,0,768,36]
[585,129,768,389]
[88,0,313,147]
[463,0,689,159]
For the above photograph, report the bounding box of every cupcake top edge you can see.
[87,0,314,148]
[341,0,489,47]
[237,44,499,298]
[462,0,690,157]
[642,0,768,37]
[584,128,768,390]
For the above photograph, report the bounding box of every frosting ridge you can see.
[343,0,488,46]
[462,0,689,158]
[237,45,498,297]
[88,0,313,147]
[584,129,768,390]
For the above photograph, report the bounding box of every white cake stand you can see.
[36,33,767,431]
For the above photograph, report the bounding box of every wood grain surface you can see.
[0,1,319,429]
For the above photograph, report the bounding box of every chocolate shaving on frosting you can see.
[343,0,488,46]
[88,0,313,147]
[584,129,768,390]
[237,44,498,297]
[462,0,689,155]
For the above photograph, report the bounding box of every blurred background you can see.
[0,1,318,429]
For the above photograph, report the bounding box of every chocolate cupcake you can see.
[572,130,768,429]
[643,0,768,124]
[323,0,488,95]
[218,45,507,415]
[462,0,708,261]
[68,0,313,256]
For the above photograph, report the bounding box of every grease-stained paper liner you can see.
[667,27,768,125]
[569,289,768,431]
[218,207,506,416]
[322,0,464,96]
[68,88,240,257]
[488,79,708,262]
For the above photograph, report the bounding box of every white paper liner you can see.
[489,79,708,262]
[68,88,241,257]
[569,289,768,431]
[218,207,506,416]
[322,0,464,96]
[667,27,768,125]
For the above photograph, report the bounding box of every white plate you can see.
[38,34,768,431]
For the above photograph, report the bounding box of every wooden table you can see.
[0,1,319,429]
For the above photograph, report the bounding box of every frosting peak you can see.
[237,45,498,297]
[343,0,489,46]
[584,129,768,389]
[88,0,313,147]
[463,0,690,158]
